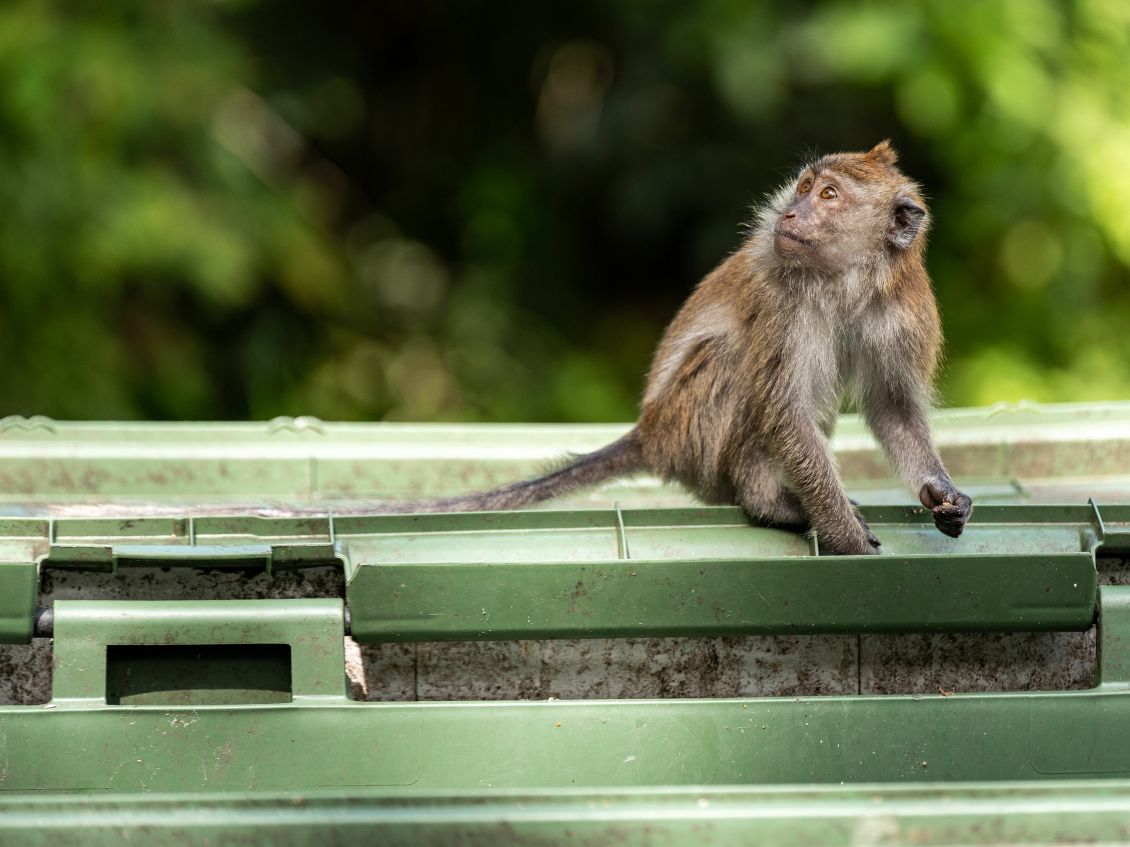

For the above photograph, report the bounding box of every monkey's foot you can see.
[740,489,809,531]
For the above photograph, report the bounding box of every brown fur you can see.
[45,142,972,552]
[633,141,970,552]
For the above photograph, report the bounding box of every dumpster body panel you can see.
[2,405,1130,841]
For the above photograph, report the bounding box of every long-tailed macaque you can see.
[50,142,971,553]
[395,140,971,554]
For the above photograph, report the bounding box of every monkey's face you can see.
[773,169,860,268]
[772,147,929,271]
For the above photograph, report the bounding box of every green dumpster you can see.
[1,403,1130,844]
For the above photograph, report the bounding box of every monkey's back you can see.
[636,253,785,502]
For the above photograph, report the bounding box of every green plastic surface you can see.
[342,504,1103,640]
[0,401,1129,507]
[3,784,1130,845]
[0,406,1128,842]
[0,585,1125,798]
[52,599,345,703]
[4,786,1130,844]
[0,502,1120,642]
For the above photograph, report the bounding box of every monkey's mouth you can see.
[776,230,814,248]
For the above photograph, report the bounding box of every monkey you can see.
[627,139,973,553]
[422,140,970,553]
[41,142,970,553]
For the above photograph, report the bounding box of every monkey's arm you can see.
[860,382,972,538]
[768,413,881,555]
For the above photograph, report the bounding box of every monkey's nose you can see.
[783,211,797,220]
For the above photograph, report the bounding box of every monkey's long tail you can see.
[393,429,646,514]
[26,430,647,518]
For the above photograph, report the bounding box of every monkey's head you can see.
[771,141,928,271]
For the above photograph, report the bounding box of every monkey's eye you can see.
[797,178,812,194]
[819,186,838,200]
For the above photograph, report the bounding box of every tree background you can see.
[1,0,1127,423]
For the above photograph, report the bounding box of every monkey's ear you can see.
[866,140,898,166]
[888,197,926,250]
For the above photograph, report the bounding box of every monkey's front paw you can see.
[819,525,881,555]
[919,480,973,539]
[850,502,882,550]
[822,536,881,555]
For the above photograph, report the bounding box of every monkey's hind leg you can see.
[733,460,809,530]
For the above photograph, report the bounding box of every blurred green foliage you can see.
[0,0,1127,422]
